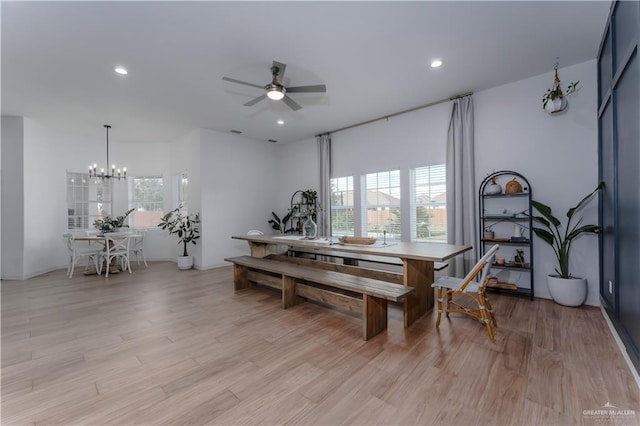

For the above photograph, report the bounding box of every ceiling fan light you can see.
[266,84,285,100]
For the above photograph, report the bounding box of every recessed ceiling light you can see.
[430,59,443,68]
[277,120,284,125]
[114,66,128,75]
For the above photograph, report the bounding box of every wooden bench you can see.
[289,248,449,271]
[224,255,415,340]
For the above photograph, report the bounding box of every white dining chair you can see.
[130,230,148,267]
[101,232,133,277]
[247,230,264,235]
[63,232,102,278]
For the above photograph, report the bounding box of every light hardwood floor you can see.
[2,262,639,425]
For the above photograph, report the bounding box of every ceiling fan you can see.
[222,60,326,111]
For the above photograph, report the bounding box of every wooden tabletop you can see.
[232,234,471,262]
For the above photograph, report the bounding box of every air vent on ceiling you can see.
[268,139,278,143]
[230,129,242,134]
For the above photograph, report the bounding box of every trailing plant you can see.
[93,208,134,233]
[158,205,200,256]
[542,64,579,110]
[542,80,579,110]
[531,182,604,279]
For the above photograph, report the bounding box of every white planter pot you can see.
[177,255,194,270]
[545,97,568,114]
[547,275,587,307]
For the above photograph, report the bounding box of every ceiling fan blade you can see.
[282,95,302,111]
[244,94,267,107]
[272,61,287,84]
[286,84,327,93]
[222,76,264,89]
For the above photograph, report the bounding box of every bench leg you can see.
[282,275,304,309]
[362,295,388,340]
[233,265,254,291]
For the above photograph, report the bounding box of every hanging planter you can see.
[542,63,579,115]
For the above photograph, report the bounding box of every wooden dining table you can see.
[232,234,471,328]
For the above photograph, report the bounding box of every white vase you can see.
[547,275,587,307]
[545,97,567,114]
[177,255,194,270]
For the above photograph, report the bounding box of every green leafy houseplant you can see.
[542,79,579,110]
[158,206,200,256]
[268,211,293,233]
[531,182,604,278]
[93,208,134,233]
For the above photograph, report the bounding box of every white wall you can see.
[1,116,25,278]
[198,129,281,268]
[274,136,320,211]
[475,60,600,305]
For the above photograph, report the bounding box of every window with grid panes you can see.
[364,170,401,240]
[330,176,354,236]
[129,176,164,227]
[173,171,188,213]
[412,164,446,242]
[66,172,111,229]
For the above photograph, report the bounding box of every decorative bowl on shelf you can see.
[338,236,377,245]
[485,177,503,195]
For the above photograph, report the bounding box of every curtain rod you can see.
[316,91,473,138]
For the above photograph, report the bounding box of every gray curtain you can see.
[446,96,477,277]
[317,134,332,237]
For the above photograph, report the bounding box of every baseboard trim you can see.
[600,304,640,391]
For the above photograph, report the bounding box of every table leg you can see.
[403,259,435,328]
[249,242,288,258]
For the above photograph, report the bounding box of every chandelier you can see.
[89,125,127,180]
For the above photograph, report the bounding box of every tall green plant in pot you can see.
[531,182,604,306]
[158,206,200,270]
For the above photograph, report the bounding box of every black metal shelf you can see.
[481,239,531,245]
[479,170,534,301]
[482,192,530,198]
[487,286,533,298]
[482,216,529,221]
[490,263,531,271]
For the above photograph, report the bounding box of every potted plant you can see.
[531,182,604,306]
[268,210,294,234]
[158,205,200,270]
[93,208,134,234]
[542,65,579,114]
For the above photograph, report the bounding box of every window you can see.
[413,164,446,242]
[129,176,164,227]
[364,170,401,239]
[66,172,111,229]
[330,176,354,236]
[173,171,188,212]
